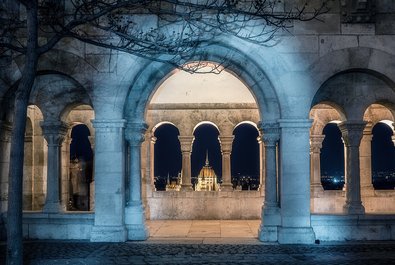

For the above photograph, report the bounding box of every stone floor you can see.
[1,220,395,264]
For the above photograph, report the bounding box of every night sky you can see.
[320,123,344,176]
[372,122,395,172]
[70,124,93,161]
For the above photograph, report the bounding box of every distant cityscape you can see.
[154,174,260,191]
[321,171,395,190]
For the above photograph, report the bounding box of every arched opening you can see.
[69,124,93,210]
[231,123,260,190]
[192,123,221,190]
[321,122,345,190]
[64,104,95,211]
[153,123,182,191]
[371,122,395,189]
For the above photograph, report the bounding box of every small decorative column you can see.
[219,136,234,191]
[41,120,68,213]
[61,136,71,211]
[277,119,315,244]
[0,121,12,213]
[149,136,157,191]
[88,135,95,211]
[310,135,325,194]
[258,122,280,242]
[178,136,194,191]
[125,122,149,240]
[257,136,265,195]
[360,123,374,196]
[339,121,366,215]
[90,120,127,242]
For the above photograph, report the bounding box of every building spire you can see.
[205,150,209,166]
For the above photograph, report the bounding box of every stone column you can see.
[258,122,280,241]
[23,133,33,210]
[257,136,265,195]
[277,119,315,244]
[41,120,68,213]
[310,135,325,194]
[178,136,194,191]
[218,136,234,191]
[61,136,71,211]
[0,121,12,213]
[124,122,149,240]
[90,120,127,242]
[339,121,366,215]
[360,123,374,195]
[88,135,95,211]
[149,136,156,191]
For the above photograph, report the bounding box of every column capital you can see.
[218,135,234,153]
[125,122,148,146]
[258,122,280,146]
[310,134,325,152]
[40,120,69,145]
[178,135,194,153]
[338,121,367,147]
[150,136,157,144]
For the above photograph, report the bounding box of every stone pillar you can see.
[88,135,95,211]
[277,119,315,244]
[23,133,33,210]
[258,136,265,195]
[90,120,127,242]
[310,135,325,194]
[0,121,12,213]
[124,122,149,240]
[218,136,234,191]
[149,136,156,191]
[339,121,366,215]
[61,136,71,211]
[41,120,68,213]
[178,136,194,191]
[258,122,280,242]
[360,123,374,195]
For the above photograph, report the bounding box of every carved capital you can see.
[218,135,234,153]
[258,122,280,146]
[40,120,69,146]
[125,122,148,146]
[310,135,325,152]
[178,135,194,153]
[338,121,367,147]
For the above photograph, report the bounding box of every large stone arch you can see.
[311,69,395,121]
[123,43,281,123]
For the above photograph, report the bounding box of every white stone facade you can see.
[1,0,395,243]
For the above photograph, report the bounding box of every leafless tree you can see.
[0,0,329,264]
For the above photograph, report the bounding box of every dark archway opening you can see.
[372,122,395,189]
[191,124,222,189]
[69,124,93,211]
[320,123,345,190]
[153,124,182,191]
[231,123,259,190]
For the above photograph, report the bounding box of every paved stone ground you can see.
[1,241,395,265]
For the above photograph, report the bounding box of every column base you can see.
[220,183,233,192]
[310,184,324,195]
[180,184,193,191]
[343,202,365,215]
[125,203,149,240]
[42,202,61,213]
[278,227,316,244]
[90,225,127,242]
[258,225,278,242]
